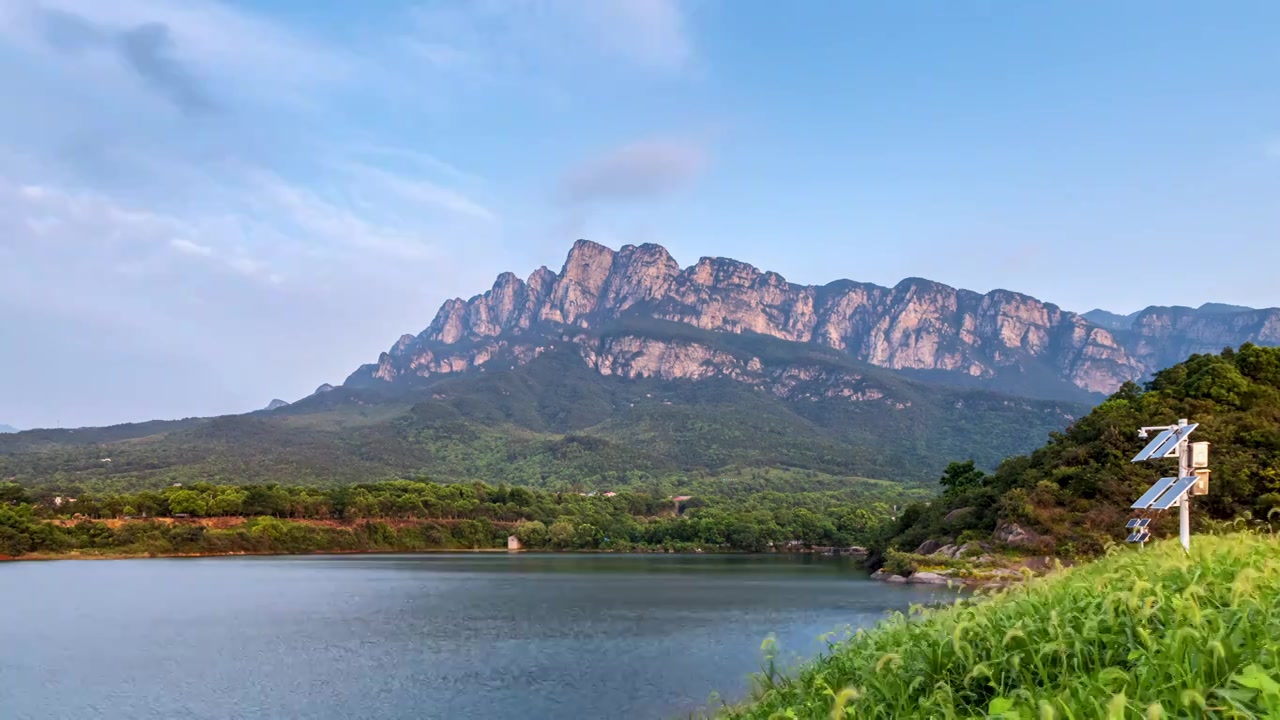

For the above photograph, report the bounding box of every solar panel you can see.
[1126,518,1141,529]
[1132,477,1177,509]
[1133,429,1176,462]
[1150,476,1198,510]
[1136,518,1149,528]
[1137,532,1151,543]
[1125,532,1140,543]
[1150,424,1199,459]
[1125,518,1151,529]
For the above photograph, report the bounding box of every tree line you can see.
[1,476,906,557]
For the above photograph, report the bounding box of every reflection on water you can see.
[0,553,952,719]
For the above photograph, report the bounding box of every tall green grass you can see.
[722,534,1280,718]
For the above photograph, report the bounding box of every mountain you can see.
[349,240,1279,402]
[1080,309,1134,331]
[263,399,290,411]
[1085,301,1269,330]
[6,240,1273,493]
[0,336,1083,489]
[0,424,18,434]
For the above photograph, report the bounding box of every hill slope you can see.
[0,330,1083,490]
[881,343,1280,555]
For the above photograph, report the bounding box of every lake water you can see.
[0,553,951,719]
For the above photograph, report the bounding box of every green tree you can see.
[571,523,603,549]
[168,489,208,517]
[548,520,575,549]
[209,491,247,517]
[939,460,985,494]
[514,520,549,547]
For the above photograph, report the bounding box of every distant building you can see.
[52,496,77,508]
[603,491,618,498]
[507,535,523,551]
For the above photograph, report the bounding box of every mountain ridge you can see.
[347,240,1280,402]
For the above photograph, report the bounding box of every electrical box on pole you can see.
[1191,442,1210,469]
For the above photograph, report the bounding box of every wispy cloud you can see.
[560,137,708,204]
[405,0,696,86]
[344,163,498,223]
[27,6,216,114]
[16,0,353,94]
[116,21,216,114]
[575,0,693,70]
[169,237,213,257]
[0,0,701,427]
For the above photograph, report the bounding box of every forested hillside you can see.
[879,344,1280,556]
[0,341,1080,490]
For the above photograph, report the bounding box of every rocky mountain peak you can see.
[264,399,290,411]
[345,240,1278,400]
[539,239,617,327]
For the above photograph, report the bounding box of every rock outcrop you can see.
[344,240,1278,398]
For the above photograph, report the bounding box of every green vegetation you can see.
[879,344,1280,556]
[0,336,1082,489]
[0,474,927,558]
[723,532,1280,718]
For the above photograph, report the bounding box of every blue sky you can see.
[1,0,1278,428]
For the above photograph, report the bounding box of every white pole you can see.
[1180,497,1191,552]
[1178,419,1191,552]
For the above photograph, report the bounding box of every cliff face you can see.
[345,240,1275,399]
[1126,307,1280,372]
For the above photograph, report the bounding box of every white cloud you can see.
[406,0,696,82]
[11,0,353,98]
[170,237,213,256]
[560,137,708,204]
[344,163,497,223]
[0,0,702,427]
[577,0,692,70]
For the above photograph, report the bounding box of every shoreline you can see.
[2,547,516,563]
[1,546,870,564]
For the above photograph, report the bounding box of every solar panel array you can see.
[1132,429,1176,462]
[1125,518,1151,529]
[1131,424,1199,462]
[1132,477,1177,509]
[1151,476,1199,511]
[1125,531,1152,544]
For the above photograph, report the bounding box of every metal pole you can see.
[1180,498,1191,551]
[1178,419,1191,552]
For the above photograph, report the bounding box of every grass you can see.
[720,533,1280,719]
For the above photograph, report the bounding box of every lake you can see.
[0,553,951,719]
